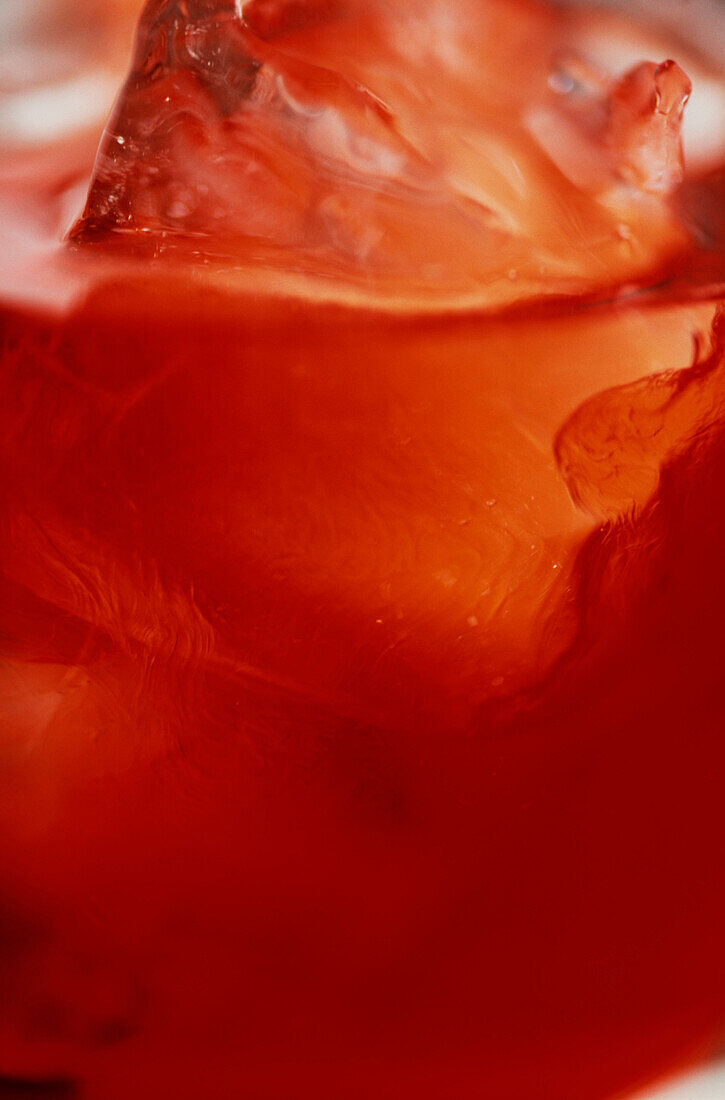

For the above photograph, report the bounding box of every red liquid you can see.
[1,2,725,1097]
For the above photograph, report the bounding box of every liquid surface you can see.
[1,2,725,1099]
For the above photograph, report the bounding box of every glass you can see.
[1,2,724,1098]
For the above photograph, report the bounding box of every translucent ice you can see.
[607,59,691,193]
[71,0,693,300]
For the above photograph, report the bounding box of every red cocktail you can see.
[1,2,725,1097]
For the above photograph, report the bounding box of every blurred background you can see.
[0,0,136,147]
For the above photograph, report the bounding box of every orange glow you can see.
[1,2,725,1097]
